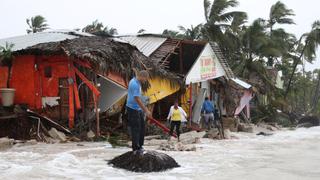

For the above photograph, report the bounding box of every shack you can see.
[0,31,178,137]
[120,34,253,127]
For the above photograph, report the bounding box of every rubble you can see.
[159,142,196,151]
[179,131,206,144]
[144,135,162,140]
[238,123,254,133]
[204,128,220,139]
[222,117,239,132]
[224,129,232,139]
[143,139,168,146]
[257,123,280,131]
[0,137,14,150]
[48,128,67,142]
[87,130,96,139]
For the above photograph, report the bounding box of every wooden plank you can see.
[148,117,177,138]
[70,64,81,110]
[73,67,100,97]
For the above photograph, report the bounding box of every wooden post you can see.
[179,42,183,74]
[68,61,75,129]
[93,75,100,137]
[189,83,192,127]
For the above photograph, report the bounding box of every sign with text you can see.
[200,56,216,79]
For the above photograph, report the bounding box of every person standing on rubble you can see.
[167,100,187,142]
[201,97,215,130]
[126,70,152,155]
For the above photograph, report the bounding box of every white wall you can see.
[186,43,226,85]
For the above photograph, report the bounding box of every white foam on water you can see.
[0,127,320,179]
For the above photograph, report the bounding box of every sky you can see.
[0,0,319,71]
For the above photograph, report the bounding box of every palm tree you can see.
[137,29,146,34]
[82,20,104,33]
[311,69,320,113]
[162,29,183,38]
[82,20,118,36]
[202,0,247,66]
[267,1,295,66]
[234,19,269,77]
[268,1,295,32]
[178,24,203,40]
[0,42,15,87]
[202,0,246,44]
[103,26,118,36]
[26,15,49,34]
[285,20,320,97]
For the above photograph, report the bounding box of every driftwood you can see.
[108,150,180,172]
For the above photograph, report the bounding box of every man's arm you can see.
[134,96,151,117]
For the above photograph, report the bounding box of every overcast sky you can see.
[0,0,319,71]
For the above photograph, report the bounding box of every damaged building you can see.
[0,31,179,139]
[119,34,254,129]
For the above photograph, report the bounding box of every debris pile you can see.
[159,142,196,151]
[0,137,14,150]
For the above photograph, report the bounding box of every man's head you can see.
[136,70,150,83]
[205,97,209,101]
[174,100,179,108]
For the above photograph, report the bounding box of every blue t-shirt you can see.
[201,100,215,114]
[126,78,142,110]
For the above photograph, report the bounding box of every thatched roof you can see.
[15,36,181,85]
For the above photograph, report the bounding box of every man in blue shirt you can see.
[201,97,215,130]
[126,70,151,155]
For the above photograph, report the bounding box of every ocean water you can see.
[0,127,320,180]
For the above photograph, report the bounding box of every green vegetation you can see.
[82,19,118,36]
[161,0,320,124]
[0,42,14,87]
[26,15,49,33]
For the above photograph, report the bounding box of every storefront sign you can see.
[200,56,216,79]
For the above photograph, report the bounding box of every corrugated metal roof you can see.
[0,30,92,51]
[119,35,167,57]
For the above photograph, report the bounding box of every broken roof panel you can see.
[0,30,92,51]
[119,35,167,57]
[231,78,252,89]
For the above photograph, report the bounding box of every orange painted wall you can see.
[10,55,70,109]
[0,66,8,88]
[10,55,37,108]
[38,56,69,97]
[107,71,127,88]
